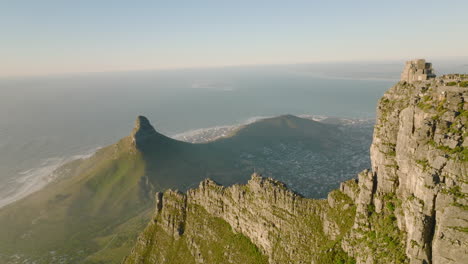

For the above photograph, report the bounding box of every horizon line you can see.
[2,56,468,79]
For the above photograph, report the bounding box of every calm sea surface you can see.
[0,61,465,206]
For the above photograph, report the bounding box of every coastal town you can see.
[175,116,374,198]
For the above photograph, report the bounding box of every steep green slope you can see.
[0,116,239,263]
[0,136,150,263]
[0,115,351,264]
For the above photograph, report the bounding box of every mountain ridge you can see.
[0,114,371,264]
[124,74,467,264]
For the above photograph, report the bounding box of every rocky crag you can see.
[124,62,467,264]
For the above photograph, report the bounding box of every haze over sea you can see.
[0,60,466,207]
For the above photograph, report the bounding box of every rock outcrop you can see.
[131,115,175,151]
[123,65,467,264]
[364,74,467,264]
[123,174,356,264]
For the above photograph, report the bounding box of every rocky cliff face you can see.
[365,77,467,264]
[123,75,467,264]
[123,175,357,264]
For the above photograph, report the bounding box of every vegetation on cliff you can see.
[124,175,358,264]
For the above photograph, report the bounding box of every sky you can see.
[1,0,468,77]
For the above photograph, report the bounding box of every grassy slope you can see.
[0,122,247,263]
[0,115,343,263]
[123,204,268,264]
[0,137,150,263]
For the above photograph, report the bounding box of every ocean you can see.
[0,60,466,207]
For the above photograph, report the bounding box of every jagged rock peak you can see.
[131,115,157,145]
[133,115,156,134]
[248,172,301,196]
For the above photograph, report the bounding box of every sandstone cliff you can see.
[123,74,467,264]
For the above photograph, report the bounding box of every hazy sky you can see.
[1,0,468,77]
